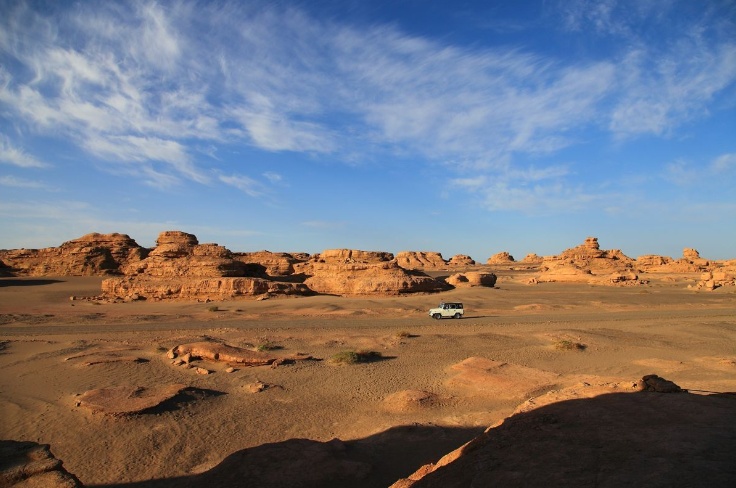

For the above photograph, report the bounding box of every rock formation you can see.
[232,251,307,277]
[0,440,82,487]
[391,377,735,488]
[486,252,515,264]
[394,251,447,269]
[296,249,448,296]
[447,254,475,266]
[540,237,635,274]
[688,270,736,291]
[520,253,543,264]
[78,384,188,415]
[0,232,147,276]
[445,272,497,288]
[637,248,713,273]
[102,231,312,301]
[168,342,311,366]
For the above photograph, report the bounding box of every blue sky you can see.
[1,0,735,260]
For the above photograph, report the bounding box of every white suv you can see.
[429,302,464,319]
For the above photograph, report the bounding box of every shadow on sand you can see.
[90,390,735,488]
[0,278,65,287]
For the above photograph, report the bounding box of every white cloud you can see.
[0,134,48,168]
[0,175,47,188]
[711,153,736,173]
[263,172,282,183]
[219,174,264,197]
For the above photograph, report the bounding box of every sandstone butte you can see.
[445,272,497,288]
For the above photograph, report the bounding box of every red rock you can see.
[78,384,187,415]
[170,342,312,366]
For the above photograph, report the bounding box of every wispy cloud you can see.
[711,153,736,174]
[1,0,734,214]
[0,174,47,188]
[0,134,47,168]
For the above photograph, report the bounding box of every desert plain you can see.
[1,234,735,487]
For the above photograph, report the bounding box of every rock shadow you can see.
[0,278,65,287]
[88,424,484,488]
[89,390,735,488]
[143,388,227,415]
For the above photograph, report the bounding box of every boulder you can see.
[446,272,497,288]
[688,270,735,291]
[0,232,147,276]
[486,252,515,264]
[394,251,447,269]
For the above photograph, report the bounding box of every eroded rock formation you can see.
[638,248,713,273]
[232,251,307,277]
[486,252,515,264]
[394,251,447,269]
[78,384,187,416]
[688,270,736,291]
[102,231,312,301]
[445,272,497,288]
[0,233,147,276]
[520,253,543,264]
[168,341,312,366]
[448,254,475,266]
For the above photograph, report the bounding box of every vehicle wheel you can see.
[454,313,461,319]
[433,313,442,320]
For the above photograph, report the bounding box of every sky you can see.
[1,0,735,260]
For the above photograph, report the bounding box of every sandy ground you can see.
[1,274,735,487]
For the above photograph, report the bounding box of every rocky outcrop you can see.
[394,251,447,269]
[446,357,559,400]
[232,251,307,277]
[638,248,713,273]
[101,276,310,301]
[486,252,515,264]
[168,342,311,366]
[0,233,147,276]
[122,231,245,277]
[295,249,448,296]
[0,440,82,487]
[688,270,736,291]
[541,237,635,274]
[448,254,475,266]
[102,231,311,301]
[446,272,497,288]
[303,261,448,296]
[520,253,543,264]
[391,377,735,488]
[78,384,187,416]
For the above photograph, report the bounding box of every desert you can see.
[1,232,735,487]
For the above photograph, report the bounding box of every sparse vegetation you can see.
[395,331,412,339]
[330,349,382,364]
[554,340,586,351]
[207,306,219,312]
[256,341,278,352]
